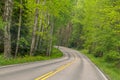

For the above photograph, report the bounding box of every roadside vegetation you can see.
[0,48,63,66]
[0,0,120,79]
[0,0,74,59]
[66,0,120,80]
[0,0,73,67]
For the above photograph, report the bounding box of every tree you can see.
[3,0,13,58]
[0,0,76,57]
[70,0,120,61]
[30,0,40,56]
[15,0,23,57]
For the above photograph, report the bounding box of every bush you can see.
[93,46,104,57]
[105,51,120,62]
[0,48,63,66]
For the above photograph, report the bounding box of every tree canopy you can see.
[0,0,120,69]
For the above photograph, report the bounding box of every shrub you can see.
[93,46,104,57]
[105,51,120,62]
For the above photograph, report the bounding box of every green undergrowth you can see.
[0,48,63,66]
[81,49,120,80]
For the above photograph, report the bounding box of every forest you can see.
[0,0,74,58]
[0,0,120,79]
[69,0,120,65]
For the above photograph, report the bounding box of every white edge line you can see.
[94,64,108,80]
[80,52,109,80]
[86,57,109,80]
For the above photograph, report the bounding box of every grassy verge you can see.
[0,48,63,66]
[81,49,120,80]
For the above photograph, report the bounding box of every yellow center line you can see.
[35,58,77,80]
[35,71,53,80]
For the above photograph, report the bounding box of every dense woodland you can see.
[0,0,74,58]
[0,0,120,68]
[69,0,120,66]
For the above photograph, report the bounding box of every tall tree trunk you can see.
[46,13,50,56]
[38,22,44,51]
[38,5,45,52]
[48,15,54,56]
[30,0,39,56]
[15,0,22,57]
[65,22,72,47]
[34,18,42,52]
[3,0,13,59]
[57,29,61,49]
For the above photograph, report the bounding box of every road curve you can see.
[0,47,108,80]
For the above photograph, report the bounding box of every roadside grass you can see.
[51,48,63,58]
[81,49,120,80]
[0,48,63,66]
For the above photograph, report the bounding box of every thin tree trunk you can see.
[37,0,46,55]
[3,0,13,59]
[30,0,40,56]
[65,23,72,47]
[57,28,62,48]
[48,16,54,56]
[38,23,44,51]
[34,18,42,52]
[38,12,44,51]
[46,13,50,56]
[15,0,22,57]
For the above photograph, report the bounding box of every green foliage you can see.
[0,55,47,65]
[18,37,30,56]
[105,51,120,62]
[0,17,4,53]
[19,37,29,48]
[51,48,63,58]
[69,23,84,49]
[66,3,120,80]
[70,0,120,62]
[0,48,63,66]
[0,17,4,30]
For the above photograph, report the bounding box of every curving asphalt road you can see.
[0,47,108,80]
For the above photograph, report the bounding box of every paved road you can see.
[0,47,108,80]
